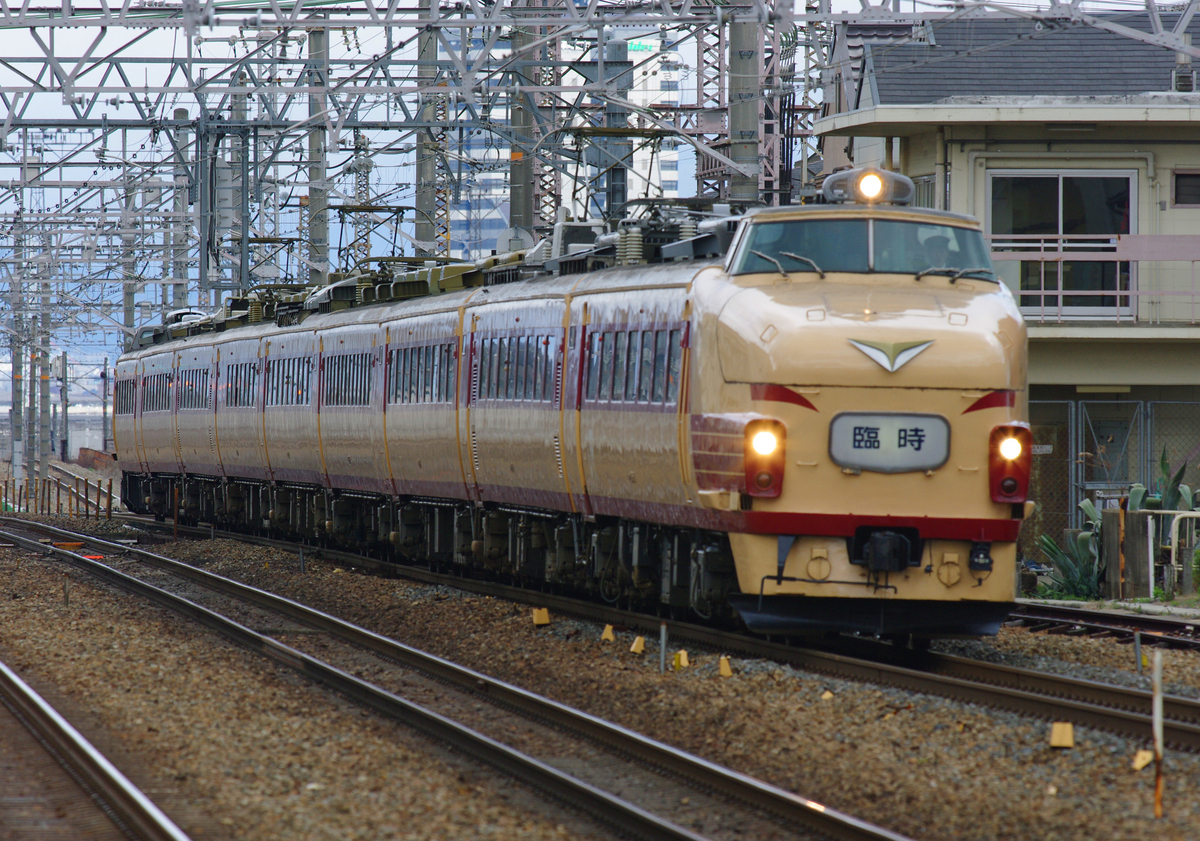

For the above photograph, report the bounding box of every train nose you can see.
[716,283,1023,390]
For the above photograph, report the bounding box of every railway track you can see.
[86,514,1200,752]
[0,649,191,841]
[0,516,909,841]
[1011,601,1200,652]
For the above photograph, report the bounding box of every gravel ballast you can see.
[9,518,1200,839]
[0,540,602,841]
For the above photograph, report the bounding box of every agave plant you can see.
[1158,447,1193,512]
[1036,531,1101,600]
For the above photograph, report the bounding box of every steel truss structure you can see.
[2,1,1200,475]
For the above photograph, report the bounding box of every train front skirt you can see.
[728,595,1013,637]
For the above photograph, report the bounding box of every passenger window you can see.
[666,329,682,403]
[515,337,527,400]
[435,346,443,402]
[598,332,613,401]
[653,331,669,403]
[533,337,545,402]
[494,338,506,399]
[586,333,600,401]
[406,349,418,403]
[524,337,536,400]
[542,337,555,403]
[625,332,640,400]
[637,331,654,401]
[506,337,518,399]
[611,332,627,401]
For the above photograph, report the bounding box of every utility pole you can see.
[59,352,68,462]
[308,25,329,286]
[604,31,630,218]
[233,72,251,294]
[101,358,109,453]
[415,0,436,257]
[10,333,23,482]
[10,207,24,482]
[508,24,534,249]
[26,347,36,480]
[39,264,50,481]
[123,170,137,335]
[729,16,761,205]
[173,109,190,309]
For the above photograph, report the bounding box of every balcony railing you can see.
[988,234,1200,325]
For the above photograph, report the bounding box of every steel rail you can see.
[0,656,193,841]
[104,514,1200,751]
[0,519,912,841]
[1012,602,1200,651]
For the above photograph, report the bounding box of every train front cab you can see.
[716,169,1029,638]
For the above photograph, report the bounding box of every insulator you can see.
[629,228,644,265]
[248,301,263,323]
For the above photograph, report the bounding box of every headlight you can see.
[998,437,1022,460]
[751,430,778,455]
[858,173,883,199]
[745,419,786,499]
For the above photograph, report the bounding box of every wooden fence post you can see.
[106,479,113,520]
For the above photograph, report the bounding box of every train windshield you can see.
[732,217,995,281]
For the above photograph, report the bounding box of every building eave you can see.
[815,102,1200,137]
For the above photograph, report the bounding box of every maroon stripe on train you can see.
[750,383,818,412]
[743,511,1021,542]
[475,483,572,510]
[962,390,1017,414]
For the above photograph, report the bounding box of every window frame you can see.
[986,167,1138,320]
[1173,169,1200,208]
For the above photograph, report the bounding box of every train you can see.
[114,167,1030,639]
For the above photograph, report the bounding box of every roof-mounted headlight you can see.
[822,168,915,206]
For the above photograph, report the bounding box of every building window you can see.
[911,175,936,209]
[988,170,1135,318]
[1174,171,1200,206]
[662,180,679,191]
[661,80,680,91]
[661,159,678,171]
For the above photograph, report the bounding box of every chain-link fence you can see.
[1147,402,1200,495]
[1024,401,1074,561]
[1025,401,1200,561]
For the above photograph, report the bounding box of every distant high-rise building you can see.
[438,31,687,259]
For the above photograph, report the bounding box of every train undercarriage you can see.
[122,472,739,621]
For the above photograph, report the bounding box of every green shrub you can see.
[1036,531,1102,600]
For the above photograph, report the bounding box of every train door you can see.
[562,296,592,517]
[132,358,148,472]
[576,285,692,521]
[171,350,185,473]
[459,318,481,503]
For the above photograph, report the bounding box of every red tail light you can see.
[989,423,1032,503]
[745,419,786,499]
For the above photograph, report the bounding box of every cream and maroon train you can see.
[115,169,1030,638]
